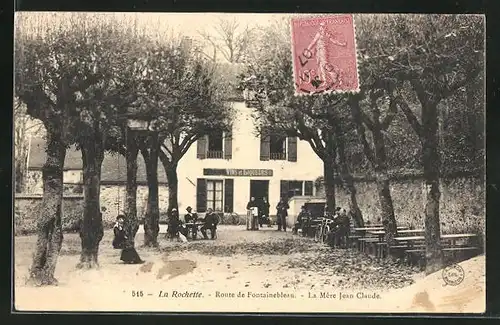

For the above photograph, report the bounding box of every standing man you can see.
[276,197,289,232]
[246,196,260,230]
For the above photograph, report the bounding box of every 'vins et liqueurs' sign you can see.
[203,168,273,177]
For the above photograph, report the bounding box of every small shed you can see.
[287,196,326,228]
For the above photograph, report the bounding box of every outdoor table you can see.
[394,233,479,249]
[185,222,205,239]
[366,229,424,257]
[441,233,478,247]
[352,227,400,252]
[353,226,408,232]
[368,229,425,240]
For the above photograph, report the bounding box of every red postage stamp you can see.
[291,14,359,95]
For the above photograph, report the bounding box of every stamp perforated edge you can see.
[289,13,361,97]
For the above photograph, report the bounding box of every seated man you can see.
[184,206,199,239]
[293,205,311,235]
[200,208,219,240]
[331,208,351,248]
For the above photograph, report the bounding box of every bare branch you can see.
[349,96,375,164]
[395,95,424,141]
[380,96,399,130]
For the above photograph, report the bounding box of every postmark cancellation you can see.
[290,14,360,96]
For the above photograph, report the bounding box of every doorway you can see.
[249,180,269,201]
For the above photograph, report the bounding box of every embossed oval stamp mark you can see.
[442,264,465,286]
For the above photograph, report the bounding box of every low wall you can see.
[14,184,171,235]
[14,194,86,235]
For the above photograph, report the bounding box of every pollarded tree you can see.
[72,19,145,266]
[15,12,144,277]
[359,14,484,273]
[15,12,100,283]
[135,38,233,246]
[241,20,364,224]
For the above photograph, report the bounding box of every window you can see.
[270,134,286,160]
[281,180,315,199]
[206,180,223,212]
[288,181,303,197]
[207,130,224,159]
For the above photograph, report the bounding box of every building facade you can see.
[176,99,324,215]
[22,99,324,219]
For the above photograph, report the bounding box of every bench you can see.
[404,247,480,267]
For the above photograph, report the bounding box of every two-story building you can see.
[175,97,324,215]
[23,96,324,220]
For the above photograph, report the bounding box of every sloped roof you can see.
[27,137,168,184]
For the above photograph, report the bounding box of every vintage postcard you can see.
[13,12,485,313]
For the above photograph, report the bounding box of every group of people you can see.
[293,205,352,248]
[246,196,290,231]
[166,206,219,241]
[111,206,220,265]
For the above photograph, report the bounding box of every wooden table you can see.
[394,234,478,247]
[185,222,205,239]
[354,226,409,232]
[442,233,479,247]
[368,229,424,235]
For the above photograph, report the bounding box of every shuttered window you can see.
[196,136,208,159]
[287,136,297,162]
[260,128,270,161]
[196,178,207,212]
[224,130,232,160]
[224,179,234,212]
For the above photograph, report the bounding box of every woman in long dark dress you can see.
[113,215,144,264]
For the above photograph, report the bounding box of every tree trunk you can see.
[465,80,483,170]
[422,101,443,274]
[77,138,104,269]
[125,133,139,241]
[334,124,364,227]
[372,125,397,245]
[27,131,65,286]
[15,160,26,193]
[375,173,397,244]
[323,155,336,215]
[142,135,160,247]
[162,161,178,211]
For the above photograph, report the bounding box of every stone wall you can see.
[317,176,484,234]
[99,184,170,222]
[14,194,85,235]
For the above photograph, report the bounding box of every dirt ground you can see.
[14,225,485,313]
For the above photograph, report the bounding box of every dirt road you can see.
[14,225,484,313]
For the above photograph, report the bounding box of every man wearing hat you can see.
[200,208,219,240]
[293,205,311,235]
[185,206,199,239]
